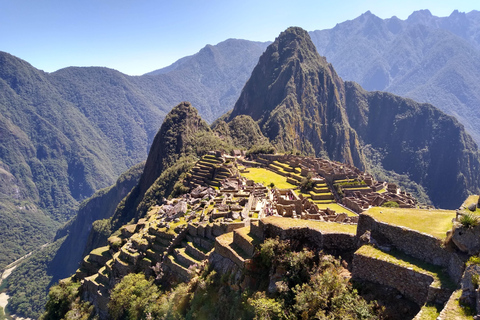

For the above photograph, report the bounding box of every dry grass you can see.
[241,167,296,189]
[262,216,357,234]
[364,207,456,240]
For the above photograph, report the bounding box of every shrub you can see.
[299,172,314,191]
[467,256,480,266]
[248,292,286,320]
[460,213,479,228]
[382,201,399,208]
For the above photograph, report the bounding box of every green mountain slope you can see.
[0,39,266,269]
[229,27,480,209]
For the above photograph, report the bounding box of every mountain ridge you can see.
[229,26,480,209]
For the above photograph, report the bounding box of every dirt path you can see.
[0,292,9,309]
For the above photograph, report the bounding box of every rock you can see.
[334,213,348,222]
[452,225,480,255]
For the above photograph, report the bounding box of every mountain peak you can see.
[229,27,362,166]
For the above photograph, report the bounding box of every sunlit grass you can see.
[441,290,475,319]
[241,168,296,189]
[364,207,456,240]
[262,216,357,234]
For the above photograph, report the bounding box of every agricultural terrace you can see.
[263,216,357,234]
[460,195,480,216]
[315,203,357,217]
[356,245,455,289]
[364,207,456,240]
[241,167,296,189]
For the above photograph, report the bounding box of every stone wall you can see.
[352,251,440,306]
[357,214,465,282]
[260,220,356,252]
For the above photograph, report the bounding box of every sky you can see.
[1,0,478,75]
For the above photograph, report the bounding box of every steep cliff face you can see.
[48,162,144,281]
[345,82,480,209]
[229,27,364,168]
[229,27,480,209]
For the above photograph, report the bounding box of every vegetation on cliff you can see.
[43,239,380,319]
[5,162,144,319]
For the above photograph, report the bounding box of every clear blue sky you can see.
[1,0,477,75]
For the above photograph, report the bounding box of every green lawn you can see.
[364,207,456,240]
[241,168,296,189]
[315,203,357,217]
[263,216,357,234]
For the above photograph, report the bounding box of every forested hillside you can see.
[0,39,266,269]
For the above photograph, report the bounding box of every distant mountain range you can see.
[309,9,480,144]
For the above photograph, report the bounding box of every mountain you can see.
[229,27,480,209]
[0,39,267,269]
[5,162,143,317]
[309,10,480,145]
[110,101,233,231]
[146,39,269,122]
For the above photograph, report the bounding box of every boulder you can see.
[452,225,480,255]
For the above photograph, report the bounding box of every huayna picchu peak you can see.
[229,26,480,209]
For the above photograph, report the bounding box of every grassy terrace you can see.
[262,216,357,234]
[364,207,456,240]
[241,167,296,189]
[356,245,455,289]
[439,290,474,319]
[90,246,111,258]
[315,203,357,217]
[460,195,480,215]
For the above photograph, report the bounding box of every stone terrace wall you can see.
[357,214,465,282]
[353,252,435,306]
[259,220,356,252]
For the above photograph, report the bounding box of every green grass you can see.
[416,304,441,319]
[315,203,357,217]
[460,195,480,215]
[241,168,296,189]
[90,246,111,257]
[441,290,475,319]
[364,207,456,239]
[356,245,455,289]
[263,216,357,234]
